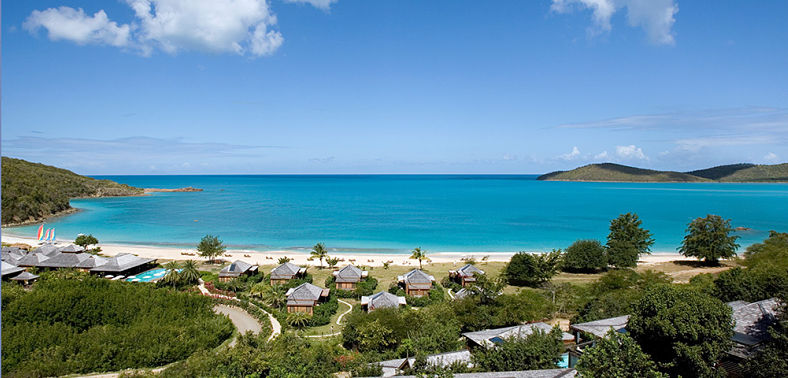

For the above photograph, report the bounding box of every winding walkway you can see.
[213,304,263,347]
[304,299,353,338]
[198,280,281,341]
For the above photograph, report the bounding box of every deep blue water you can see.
[8,175,788,253]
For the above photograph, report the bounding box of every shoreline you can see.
[0,232,696,267]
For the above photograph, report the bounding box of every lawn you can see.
[302,298,355,336]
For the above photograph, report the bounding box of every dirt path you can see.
[304,299,353,338]
[199,279,282,341]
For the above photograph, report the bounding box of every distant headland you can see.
[538,163,788,183]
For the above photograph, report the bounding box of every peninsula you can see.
[538,163,788,183]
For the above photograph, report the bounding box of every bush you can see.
[405,283,445,307]
[327,276,378,299]
[563,239,607,272]
[1,276,233,377]
[628,285,733,377]
[453,289,553,332]
[505,250,562,287]
[310,293,339,326]
[576,330,665,377]
[679,214,740,264]
[471,327,564,372]
[606,213,654,268]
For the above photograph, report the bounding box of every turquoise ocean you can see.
[8,175,788,254]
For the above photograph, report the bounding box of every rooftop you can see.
[219,260,257,277]
[464,323,574,348]
[286,282,329,306]
[271,262,306,279]
[569,315,630,339]
[361,291,406,310]
[334,264,368,283]
[398,269,435,289]
[90,253,155,273]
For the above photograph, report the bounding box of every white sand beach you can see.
[1,232,694,267]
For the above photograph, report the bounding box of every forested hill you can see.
[538,163,788,183]
[1,157,143,225]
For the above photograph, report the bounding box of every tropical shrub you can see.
[471,327,564,372]
[505,250,562,287]
[678,214,739,264]
[563,239,607,272]
[606,212,654,268]
[576,330,666,378]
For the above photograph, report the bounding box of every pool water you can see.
[558,353,569,368]
[126,268,176,283]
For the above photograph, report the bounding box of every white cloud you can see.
[616,145,647,160]
[24,0,332,57]
[594,151,609,160]
[559,146,581,160]
[23,7,131,47]
[551,0,678,45]
[763,152,779,163]
[675,135,775,152]
[284,0,338,11]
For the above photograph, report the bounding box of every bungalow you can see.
[720,298,781,375]
[397,269,435,297]
[374,350,472,377]
[11,271,40,286]
[1,247,25,264]
[36,252,95,270]
[333,264,368,290]
[90,254,156,277]
[569,315,629,344]
[219,260,258,282]
[448,264,485,287]
[1,262,25,280]
[270,262,307,285]
[14,252,50,268]
[31,244,61,256]
[59,244,86,253]
[453,288,471,300]
[463,323,575,349]
[361,291,406,312]
[285,282,329,315]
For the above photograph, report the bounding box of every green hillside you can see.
[539,162,788,183]
[1,157,143,225]
[538,163,710,182]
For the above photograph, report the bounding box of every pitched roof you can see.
[219,260,256,277]
[334,264,367,283]
[569,315,629,339]
[59,244,86,253]
[1,249,24,265]
[453,264,485,278]
[10,271,40,281]
[399,369,577,378]
[271,262,305,279]
[728,298,780,349]
[1,262,25,277]
[15,253,51,267]
[454,288,471,300]
[286,282,329,306]
[464,323,574,347]
[32,244,61,256]
[399,269,435,289]
[36,252,93,268]
[361,291,406,310]
[76,255,109,269]
[90,253,154,273]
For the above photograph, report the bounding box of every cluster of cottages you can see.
[1,245,156,284]
[370,296,781,377]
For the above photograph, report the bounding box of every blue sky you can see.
[2,0,787,174]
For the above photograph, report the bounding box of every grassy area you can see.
[303,298,355,336]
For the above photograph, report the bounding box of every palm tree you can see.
[250,281,268,298]
[161,261,181,288]
[287,311,311,328]
[311,242,328,269]
[410,247,428,269]
[326,256,339,269]
[262,285,287,309]
[180,260,200,285]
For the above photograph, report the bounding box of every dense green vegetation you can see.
[679,214,740,264]
[197,234,226,262]
[563,239,607,272]
[1,157,143,225]
[504,250,562,286]
[1,275,233,377]
[576,330,665,378]
[606,212,655,268]
[471,328,564,372]
[538,162,788,182]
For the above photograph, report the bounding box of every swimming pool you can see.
[126,268,179,283]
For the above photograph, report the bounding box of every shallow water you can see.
[9,175,788,253]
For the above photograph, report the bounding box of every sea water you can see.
[8,175,788,253]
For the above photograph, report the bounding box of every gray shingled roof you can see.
[15,253,51,267]
[334,264,367,283]
[219,260,256,277]
[454,264,485,279]
[271,262,305,280]
[464,323,574,347]
[729,298,780,348]
[361,291,406,311]
[397,369,577,378]
[399,269,435,289]
[2,250,24,265]
[59,244,86,253]
[570,315,629,339]
[454,288,471,300]
[286,282,329,306]
[90,253,154,273]
[76,255,109,269]
[1,262,25,277]
[36,252,93,268]
[32,244,61,256]
[10,271,40,281]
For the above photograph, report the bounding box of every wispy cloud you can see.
[551,0,678,45]
[2,136,285,174]
[559,146,582,160]
[24,0,335,57]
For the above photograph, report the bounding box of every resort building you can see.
[720,298,781,375]
[569,315,629,344]
[361,291,406,312]
[15,253,50,268]
[36,252,95,270]
[1,247,25,264]
[397,269,435,297]
[333,264,368,290]
[90,254,156,277]
[59,244,86,253]
[285,282,329,315]
[372,350,577,377]
[463,323,575,349]
[1,262,25,280]
[448,264,485,287]
[270,262,307,285]
[453,288,471,300]
[10,271,40,286]
[218,260,258,282]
